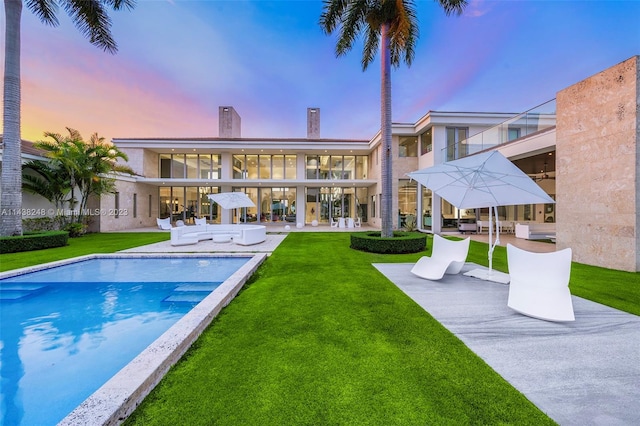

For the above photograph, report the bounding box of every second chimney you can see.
[219,106,241,138]
[307,108,320,139]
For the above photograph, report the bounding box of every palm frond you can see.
[61,0,118,53]
[362,24,380,70]
[319,0,349,34]
[437,0,468,17]
[25,0,59,26]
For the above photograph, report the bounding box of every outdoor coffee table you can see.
[212,234,232,243]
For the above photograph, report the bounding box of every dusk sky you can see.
[2,0,639,143]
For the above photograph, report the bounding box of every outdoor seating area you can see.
[330,217,361,228]
[411,234,471,281]
[170,224,266,246]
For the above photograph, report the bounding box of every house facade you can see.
[2,56,638,271]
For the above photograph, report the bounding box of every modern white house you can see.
[2,56,638,272]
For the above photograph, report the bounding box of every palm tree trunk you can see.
[1,0,24,236]
[380,22,393,238]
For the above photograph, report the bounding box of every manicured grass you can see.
[124,233,556,425]
[0,232,169,271]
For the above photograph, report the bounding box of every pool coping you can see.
[1,253,267,426]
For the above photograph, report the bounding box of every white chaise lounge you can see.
[506,244,574,322]
[411,234,471,281]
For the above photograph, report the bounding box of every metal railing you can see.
[443,99,556,161]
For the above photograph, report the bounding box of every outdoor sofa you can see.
[515,222,556,240]
[170,224,266,246]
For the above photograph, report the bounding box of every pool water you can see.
[0,256,249,426]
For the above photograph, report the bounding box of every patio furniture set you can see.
[411,234,574,322]
[330,217,361,228]
[157,217,266,246]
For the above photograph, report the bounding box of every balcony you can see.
[443,99,556,161]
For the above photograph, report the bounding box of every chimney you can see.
[307,107,320,139]
[219,106,241,138]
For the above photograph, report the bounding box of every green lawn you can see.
[0,232,169,271]
[1,232,638,425]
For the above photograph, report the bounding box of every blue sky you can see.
[3,0,639,142]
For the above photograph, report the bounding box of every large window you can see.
[398,179,417,228]
[305,155,368,180]
[399,136,418,157]
[159,186,221,223]
[446,127,469,161]
[233,154,297,179]
[420,128,432,155]
[159,154,220,179]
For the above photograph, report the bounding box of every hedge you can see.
[0,231,69,254]
[350,231,427,254]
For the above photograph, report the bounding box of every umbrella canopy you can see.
[408,151,554,282]
[407,151,555,209]
[207,192,255,209]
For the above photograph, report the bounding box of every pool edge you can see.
[54,252,267,426]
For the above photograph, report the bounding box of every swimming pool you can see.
[0,254,265,426]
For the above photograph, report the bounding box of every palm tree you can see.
[1,0,135,237]
[33,128,134,225]
[22,159,71,212]
[320,0,466,237]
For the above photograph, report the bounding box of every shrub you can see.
[403,214,417,232]
[63,222,87,237]
[350,231,427,254]
[22,216,67,232]
[0,231,69,254]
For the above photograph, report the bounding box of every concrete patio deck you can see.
[374,262,640,426]
[117,225,557,254]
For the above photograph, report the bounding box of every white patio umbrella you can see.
[407,151,555,283]
[207,192,255,223]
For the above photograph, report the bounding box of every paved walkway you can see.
[374,262,640,426]
[118,226,556,254]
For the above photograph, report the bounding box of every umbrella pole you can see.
[487,206,501,276]
[488,208,493,274]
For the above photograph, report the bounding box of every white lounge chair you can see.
[411,234,471,281]
[354,217,361,228]
[175,220,186,227]
[330,218,338,228]
[156,217,172,230]
[506,244,574,322]
[194,217,207,226]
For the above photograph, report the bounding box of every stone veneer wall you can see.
[88,180,159,232]
[555,55,639,272]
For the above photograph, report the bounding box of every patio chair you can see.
[354,217,361,228]
[156,217,172,230]
[330,218,339,228]
[411,234,471,281]
[176,220,186,227]
[506,244,574,322]
[194,217,207,226]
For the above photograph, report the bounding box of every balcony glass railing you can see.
[443,99,556,161]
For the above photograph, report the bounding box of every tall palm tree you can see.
[320,0,466,237]
[1,0,135,237]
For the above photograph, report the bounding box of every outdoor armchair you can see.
[506,244,574,322]
[411,234,470,281]
[156,217,172,230]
